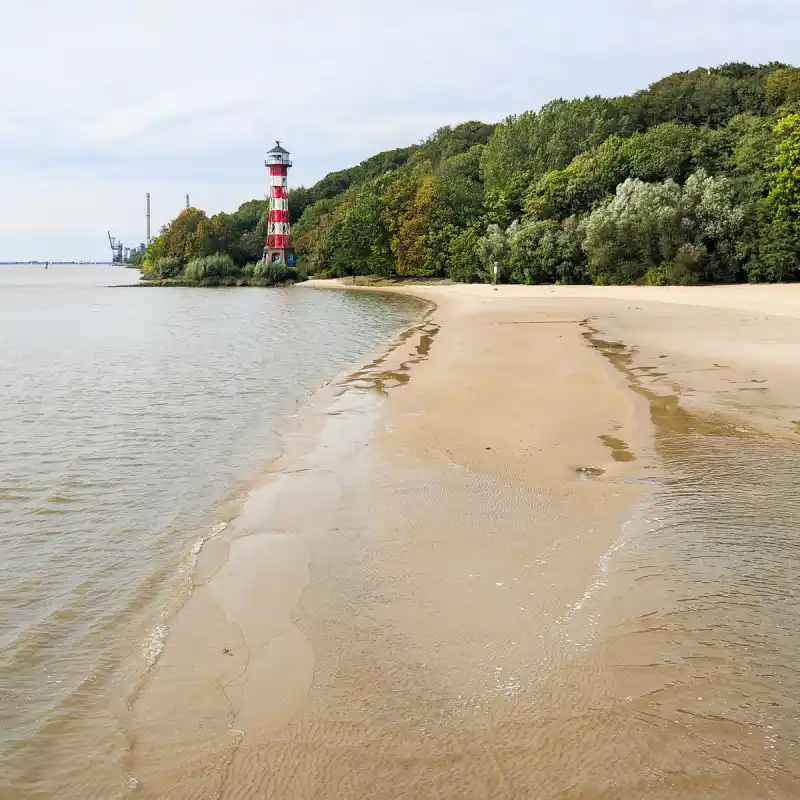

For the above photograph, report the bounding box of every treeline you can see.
[146,63,800,285]
[138,200,301,285]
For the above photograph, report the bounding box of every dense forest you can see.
[142,63,800,285]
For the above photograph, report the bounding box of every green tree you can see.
[626,67,774,130]
[328,188,391,278]
[160,208,209,261]
[765,68,800,107]
[751,215,800,282]
[726,114,777,200]
[383,174,446,277]
[477,222,514,281]
[481,97,625,214]
[526,135,629,220]
[444,227,482,282]
[508,219,587,284]
[582,170,745,285]
[768,113,800,234]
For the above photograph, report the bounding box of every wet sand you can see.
[127,282,800,798]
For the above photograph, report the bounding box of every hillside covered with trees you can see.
[143,63,800,285]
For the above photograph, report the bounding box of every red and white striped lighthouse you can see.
[264,141,295,265]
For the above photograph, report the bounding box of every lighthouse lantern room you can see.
[264,141,295,265]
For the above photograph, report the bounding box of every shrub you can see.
[183,253,240,283]
[183,258,207,282]
[154,256,184,279]
[253,260,300,284]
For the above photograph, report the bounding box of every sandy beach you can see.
[126,282,800,798]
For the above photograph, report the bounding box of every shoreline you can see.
[307,280,800,438]
[118,298,440,795]
[126,281,798,797]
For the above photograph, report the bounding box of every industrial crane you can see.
[107,231,124,265]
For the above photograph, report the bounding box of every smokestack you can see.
[186,194,190,209]
[145,193,151,244]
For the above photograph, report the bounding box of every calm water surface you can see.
[0,264,422,792]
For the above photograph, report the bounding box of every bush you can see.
[154,256,184,279]
[183,258,207,282]
[253,260,300,284]
[183,253,240,283]
[508,219,587,284]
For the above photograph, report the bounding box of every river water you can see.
[0,264,422,796]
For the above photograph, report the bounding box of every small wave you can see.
[141,521,229,668]
[558,507,657,648]
[188,520,228,570]
[142,623,168,667]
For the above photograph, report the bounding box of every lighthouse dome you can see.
[266,140,292,167]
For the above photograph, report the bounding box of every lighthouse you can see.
[264,141,295,265]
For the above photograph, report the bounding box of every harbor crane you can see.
[107,231,124,265]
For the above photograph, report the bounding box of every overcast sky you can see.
[1,0,797,261]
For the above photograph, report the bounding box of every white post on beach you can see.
[493,261,498,287]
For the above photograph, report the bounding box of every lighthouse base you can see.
[264,248,295,266]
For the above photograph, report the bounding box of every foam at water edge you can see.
[142,623,169,667]
[188,520,228,570]
[558,503,662,650]
[142,521,229,668]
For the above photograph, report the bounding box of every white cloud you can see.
[0,0,798,260]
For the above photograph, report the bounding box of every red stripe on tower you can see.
[263,141,294,266]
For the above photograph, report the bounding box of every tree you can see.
[411,122,496,169]
[526,135,629,220]
[764,68,800,107]
[383,174,450,277]
[477,223,514,282]
[582,170,745,285]
[525,124,715,221]
[625,123,711,183]
[160,208,209,261]
[726,114,777,201]
[328,188,391,278]
[481,97,625,213]
[293,197,342,276]
[754,217,800,281]
[507,219,586,284]
[445,227,482,282]
[768,113,800,235]
[626,67,774,130]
